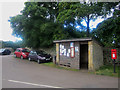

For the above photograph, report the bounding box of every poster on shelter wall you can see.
[70,47,75,58]
[75,47,78,52]
[70,42,74,47]
[62,45,64,49]
[60,44,62,48]
[64,49,66,56]
[61,49,64,54]
[68,49,70,53]
[67,53,69,57]
[60,44,64,55]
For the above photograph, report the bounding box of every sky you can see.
[0,1,27,42]
[76,18,104,30]
[0,1,109,42]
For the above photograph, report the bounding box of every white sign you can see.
[71,47,75,58]
[60,44,62,48]
[62,45,64,49]
[75,47,78,52]
[70,42,74,47]
[68,49,70,53]
[64,49,66,56]
[67,53,69,57]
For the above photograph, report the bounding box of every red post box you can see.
[111,49,117,59]
[111,49,117,73]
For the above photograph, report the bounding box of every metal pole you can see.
[113,59,116,73]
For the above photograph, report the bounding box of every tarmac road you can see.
[1,55,118,88]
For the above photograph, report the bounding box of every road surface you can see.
[1,55,118,88]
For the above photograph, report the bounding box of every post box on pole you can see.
[111,49,117,59]
[111,49,117,73]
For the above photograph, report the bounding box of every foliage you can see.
[1,41,23,51]
[9,2,120,48]
[92,3,120,47]
[57,2,118,37]
[10,2,70,49]
[92,16,120,47]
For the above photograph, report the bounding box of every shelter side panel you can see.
[93,41,103,70]
[59,42,80,69]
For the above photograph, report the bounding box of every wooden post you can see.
[56,43,59,64]
[88,41,94,71]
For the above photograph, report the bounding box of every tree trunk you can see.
[87,15,90,37]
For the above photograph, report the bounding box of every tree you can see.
[57,2,118,37]
[10,2,119,49]
[1,41,23,50]
[10,15,25,38]
[92,17,120,47]
[92,3,120,47]
[10,2,69,49]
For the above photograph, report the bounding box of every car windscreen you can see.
[22,49,30,53]
[36,51,47,55]
[0,49,5,52]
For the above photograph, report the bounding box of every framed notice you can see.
[70,47,75,58]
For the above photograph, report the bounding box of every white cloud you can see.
[90,17,104,28]
[0,0,28,2]
[1,2,25,41]
[77,17,104,30]
[76,26,80,29]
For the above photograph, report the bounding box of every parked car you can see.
[0,49,11,55]
[14,48,30,59]
[28,50,52,64]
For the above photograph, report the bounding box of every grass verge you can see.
[89,65,120,77]
[42,62,80,71]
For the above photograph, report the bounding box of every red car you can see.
[14,48,30,59]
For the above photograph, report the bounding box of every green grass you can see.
[90,65,120,77]
[42,62,80,71]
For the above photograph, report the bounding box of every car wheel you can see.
[28,57,31,61]
[37,59,41,64]
[21,56,23,59]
